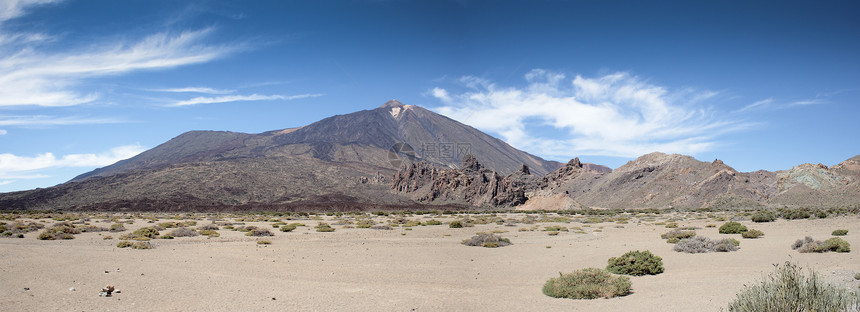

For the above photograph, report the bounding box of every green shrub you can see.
[781,209,811,220]
[854,273,860,280]
[131,241,152,249]
[461,233,512,248]
[132,227,160,238]
[719,222,748,234]
[606,250,664,276]
[832,229,848,236]
[116,241,133,248]
[315,223,335,232]
[750,211,777,223]
[727,262,860,311]
[449,220,464,228]
[793,236,850,253]
[664,222,678,228]
[279,224,298,232]
[424,219,442,225]
[741,229,764,239]
[355,219,374,228]
[542,268,631,299]
[246,228,273,236]
[159,234,174,239]
[199,229,220,237]
[37,231,55,240]
[257,240,272,245]
[661,229,696,243]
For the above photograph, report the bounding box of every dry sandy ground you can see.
[1,213,859,311]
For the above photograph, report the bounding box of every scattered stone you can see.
[69,287,75,291]
[99,284,115,297]
[23,287,29,291]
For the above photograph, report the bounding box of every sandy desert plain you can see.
[1,209,859,312]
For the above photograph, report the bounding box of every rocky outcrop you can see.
[392,155,534,207]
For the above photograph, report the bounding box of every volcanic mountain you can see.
[0,100,563,211]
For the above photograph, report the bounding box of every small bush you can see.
[198,223,219,231]
[832,229,848,236]
[37,231,55,240]
[461,233,512,248]
[545,226,568,232]
[159,234,174,239]
[661,229,696,243]
[750,211,777,223]
[606,250,664,276]
[719,222,748,234]
[199,229,219,237]
[131,227,160,238]
[542,268,631,299]
[355,219,374,228]
[449,220,464,228]
[793,236,851,253]
[741,229,764,239]
[257,240,272,245]
[279,224,297,232]
[727,262,860,311]
[781,209,811,220]
[664,222,678,228]
[246,228,273,236]
[116,241,133,248]
[315,223,335,232]
[854,273,860,280]
[131,241,153,249]
[424,219,442,225]
[675,236,739,253]
[169,228,199,237]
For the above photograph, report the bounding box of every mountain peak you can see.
[379,99,405,108]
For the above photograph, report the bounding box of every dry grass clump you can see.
[727,262,860,311]
[131,241,153,249]
[661,229,696,243]
[355,219,375,228]
[199,229,220,237]
[461,233,511,248]
[792,236,851,253]
[370,225,392,230]
[77,225,108,232]
[256,240,272,245]
[542,268,631,299]
[119,227,159,241]
[674,236,739,253]
[169,227,199,237]
[109,223,126,232]
[832,229,848,236]
[116,241,133,248]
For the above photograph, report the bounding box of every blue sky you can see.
[1,0,858,192]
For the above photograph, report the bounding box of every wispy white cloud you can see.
[171,93,323,107]
[736,98,773,113]
[0,144,145,179]
[0,0,59,23]
[153,87,236,94]
[791,99,826,106]
[0,2,239,107]
[0,115,123,126]
[0,129,6,135]
[431,69,743,159]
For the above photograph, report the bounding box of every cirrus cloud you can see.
[171,93,324,107]
[430,69,744,159]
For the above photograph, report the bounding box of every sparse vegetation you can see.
[719,222,748,234]
[198,223,219,231]
[424,219,442,225]
[741,229,764,239]
[257,240,272,245]
[542,268,631,299]
[792,236,851,253]
[832,229,848,236]
[246,228,273,236]
[727,262,860,311]
[448,220,464,228]
[461,233,511,248]
[674,236,740,253]
[199,229,220,237]
[109,223,126,232]
[279,224,298,232]
[606,250,664,276]
[116,241,133,248]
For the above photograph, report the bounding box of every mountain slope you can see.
[1,100,562,211]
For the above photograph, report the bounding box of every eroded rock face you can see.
[391,155,534,207]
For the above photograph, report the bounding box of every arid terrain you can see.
[2,210,858,311]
